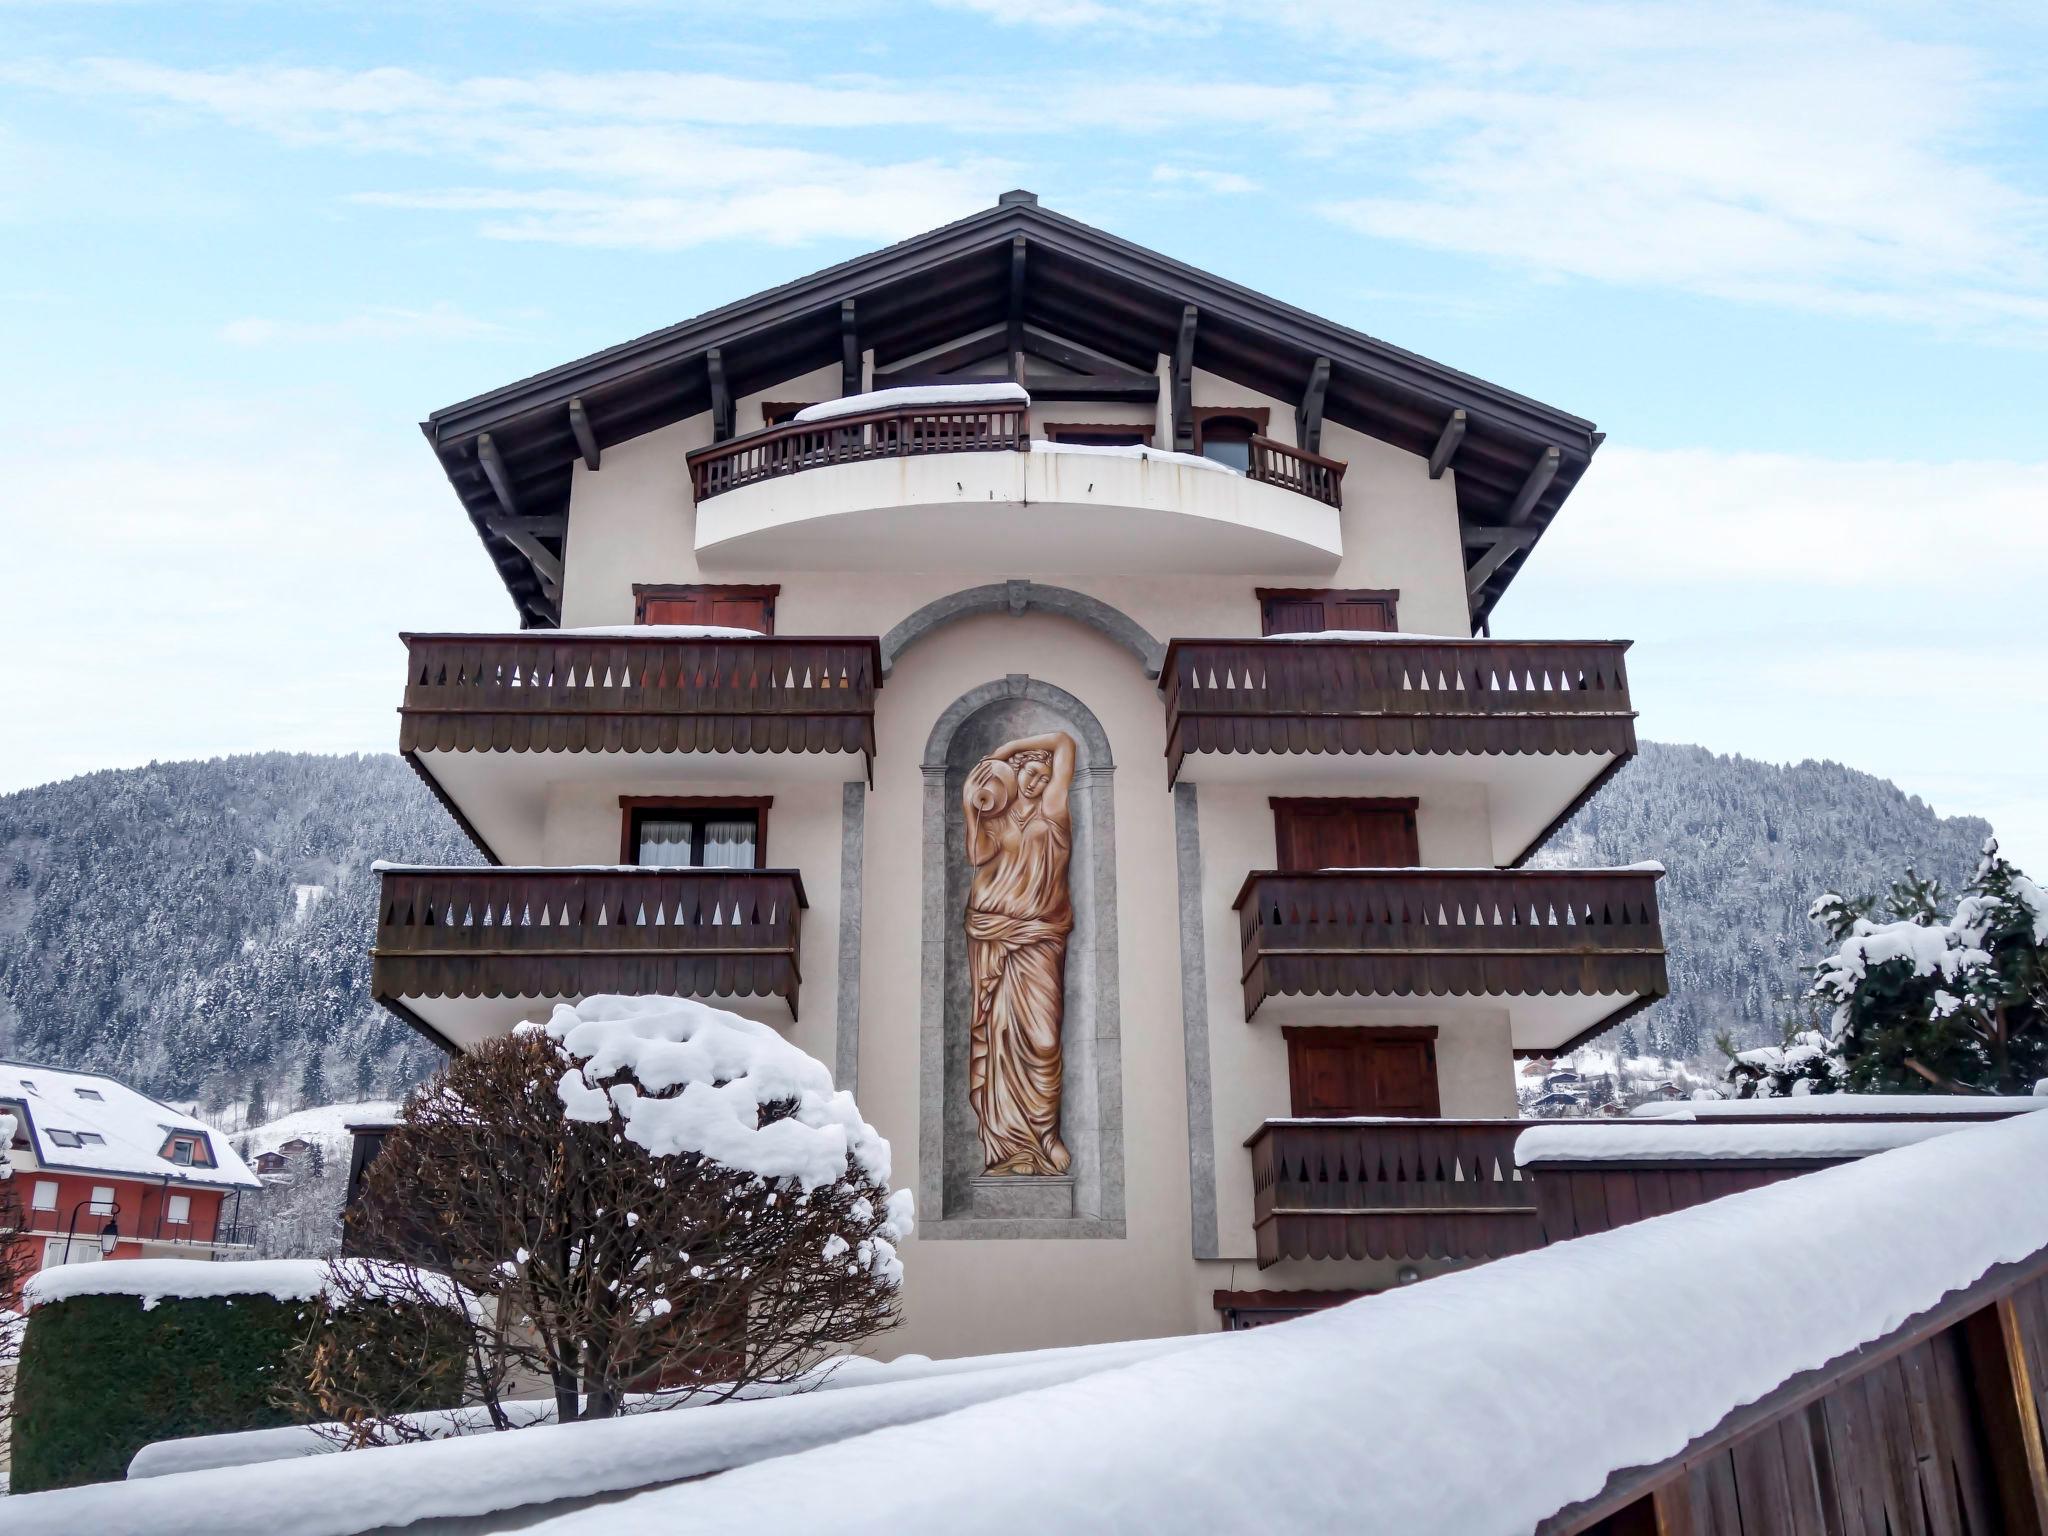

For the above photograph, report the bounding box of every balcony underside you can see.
[693,450,1343,575]
[381,981,798,1052]
[1246,963,1665,1055]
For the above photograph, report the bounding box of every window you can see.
[1284,1027,1441,1118]
[169,1139,194,1165]
[75,1131,104,1146]
[166,1193,191,1226]
[73,1087,103,1102]
[17,1078,36,1094]
[45,1128,81,1148]
[1270,797,1419,872]
[620,797,772,869]
[1257,587,1399,636]
[632,583,778,632]
[89,1186,115,1216]
[1043,422,1154,448]
[760,402,813,427]
[33,1179,56,1212]
[1192,407,1270,473]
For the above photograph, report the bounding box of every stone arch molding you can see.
[883,580,1165,681]
[917,673,1125,1240]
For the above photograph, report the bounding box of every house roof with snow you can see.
[424,190,1600,629]
[0,1061,260,1190]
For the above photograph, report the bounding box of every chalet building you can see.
[0,1063,259,1292]
[368,191,1669,1356]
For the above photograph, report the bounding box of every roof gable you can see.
[424,193,1600,627]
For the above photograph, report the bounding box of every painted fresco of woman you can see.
[962,730,1077,1177]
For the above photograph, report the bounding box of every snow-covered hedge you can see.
[10,1260,470,1494]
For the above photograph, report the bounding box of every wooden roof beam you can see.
[1506,445,1562,525]
[1006,236,1027,382]
[1429,409,1468,480]
[1296,356,1331,456]
[475,432,520,517]
[1461,524,1537,598]
[486,522,563,598]
[568,397,600,471]
[840,299,860,397]
[1171,304,1198,452]
[707,347,734,443]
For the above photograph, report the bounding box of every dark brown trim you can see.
[1280,1024,1439,1041]
[1255,586,1401,635]
[400,750,501,866]
[631,583,781,631]
[618,795,774,865]
[1267,795,1418,812]
[1190,405,1270,449]
[1212,1289,1369,1311]
[1042,421,1156,445]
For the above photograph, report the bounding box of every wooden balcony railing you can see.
[687,403,1031,501]
[683,407,1346,508]
[1247,1118,1543,1267]
[372,866,808,1019]
[1161,637,1636,783]
[397,633,881,763]
[1234,868,1667,1022]
[1246,434,1344,507]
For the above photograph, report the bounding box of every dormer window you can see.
[169,1138,196,1166]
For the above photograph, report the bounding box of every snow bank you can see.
[1629,1093,2047,1120]
[791,382,1027,424]
[11,1336,1211,1535]
[1032,439,1240,475]
[527,1110,2048,1536]
[1516,1119,1968,1165]
[539,995,904,1202]
[23,1258,479,1319]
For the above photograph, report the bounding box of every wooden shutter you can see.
[632,584,778,633]
[1270,798,1420,872]
[1283,1028,1441,1118]
[1257,588,1399,635]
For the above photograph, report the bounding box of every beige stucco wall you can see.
[507,354,1528,1356]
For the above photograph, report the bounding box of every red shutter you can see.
[634,585,777,633]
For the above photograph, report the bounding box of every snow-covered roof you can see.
[791,381,1028,424]
[0,1062,259,1190]
[1628,1094,2047,1120]
[20,1114,2048,1536]
[22,1257,479,1318]
[1516,1119,1971,1165]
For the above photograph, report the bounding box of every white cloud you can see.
[1533,448,2048,590]
[221,304,509,346]
[1151,165,1259,195]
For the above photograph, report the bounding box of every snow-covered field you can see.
[233,1101,398,1159]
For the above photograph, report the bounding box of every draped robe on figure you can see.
[965,782,1073,1177]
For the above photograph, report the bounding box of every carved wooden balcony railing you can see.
[1246,434,1344,507]
[1247,1118,1543,1267]
[686,402,1031,501]
[372,866,807,1018]
[398,633,882,762]
[1234,868,1667,1022]
[1161,637,1636,784]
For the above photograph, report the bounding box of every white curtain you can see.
[702,818,758,869]
[637,819,695,867]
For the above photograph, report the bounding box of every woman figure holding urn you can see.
[962,730,1077,1177]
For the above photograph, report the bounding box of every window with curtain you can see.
[1196,414,1257,472]
[630,808,761,869]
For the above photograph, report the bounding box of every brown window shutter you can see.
[632,584,779,633]
[1270,798,1420,871]
[1284,1027,1441,1118]
[1257,588,1400,635]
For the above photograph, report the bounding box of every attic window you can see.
[169,1138,196,1166]
[18,1079,36,1094]
[76,1131,105,1146]
[1192,407,1271,473]
[74,1087,103,1102]
[46,1129,81,1147]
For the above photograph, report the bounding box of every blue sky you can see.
[2,0,2044,870]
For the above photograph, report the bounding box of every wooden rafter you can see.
[1429,409,1468,479]
[1006,235,1027,381]
[707,347,734,443]
[1296,356,1331,456]
[1462,526,1536,596]
[1506,445,1562,526]
[840,299,860,397]
[568,397,600,470]
[1171,304,1198,451]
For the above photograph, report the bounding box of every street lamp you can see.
[99,1218,119,1257]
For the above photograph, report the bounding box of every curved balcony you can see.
[1164,637,1637,861]
[371,865,807,1048]
[686,404,1344,575]
[1234,867,1667,1054]
[398,631,881,862]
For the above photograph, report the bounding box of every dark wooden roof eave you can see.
[420,196,1603,627]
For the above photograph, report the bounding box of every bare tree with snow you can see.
[292,997,911,1440]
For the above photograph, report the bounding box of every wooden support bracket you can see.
[1429,409,1468,479]
[1506,445,1563,526]
[568,397,600,471]
[707,347,734,443]
[1296,356,1331,456]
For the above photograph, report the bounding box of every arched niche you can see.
[917,674,1124,1239]
[883,581,1164,681]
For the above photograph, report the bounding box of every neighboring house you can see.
[359,190,1670,1353]
[1,1061,261,1293]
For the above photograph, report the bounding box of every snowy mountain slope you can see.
[235,1099,399,1159]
